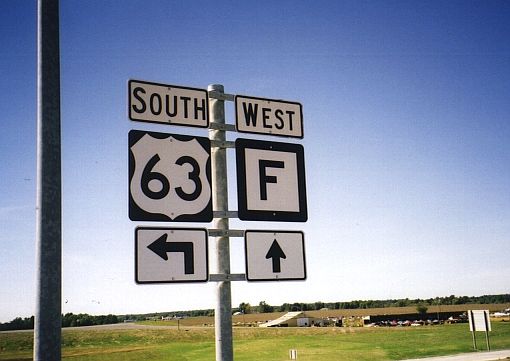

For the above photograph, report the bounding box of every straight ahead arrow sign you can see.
[147,234,194,274]
[265,239,286,273]
[245,230,305,281]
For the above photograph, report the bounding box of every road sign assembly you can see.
[129,130,212,222]
[235,138,307,222]
[129,80,209,128]
[235,95,303,138]
[127,80,307,361]
[244,230,306,281]
[135,227,209,283]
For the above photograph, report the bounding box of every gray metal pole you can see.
[470,311,477,351]
[35,0,62,359]
[484,311,490,351]
[208,84,233,361]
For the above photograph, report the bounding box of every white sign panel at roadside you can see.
[129,80,209,128]
[468,310,491,332]
[235,95,303,138]
[245,230,306,281]
[136,227,208,283]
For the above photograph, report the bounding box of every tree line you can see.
[0,313,120,331]
[2,294,508,330]
[236,294,510,314]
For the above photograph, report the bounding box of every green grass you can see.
[1,323,510,360]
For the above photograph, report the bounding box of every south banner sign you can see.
[129,80,209,128]
[135,227,208,283]
[236,138,307,222]
[129,130,212,222]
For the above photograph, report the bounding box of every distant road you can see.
[65,323,181,331]
[1,322,212,334]
[0,322,179,333]
[402,349,510,361]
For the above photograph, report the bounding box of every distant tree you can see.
[314,301,325,310]
[0,317,34,331]
[238,302,251,314]
[258,301,274,313]
[278,303,290,312]
[416,305,428,319]
[290,303,303,312]
[106,314,119,324]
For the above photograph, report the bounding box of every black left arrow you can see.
[265,239,286,273]
[147,234,194,274]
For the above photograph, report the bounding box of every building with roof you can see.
[259,311,318,327]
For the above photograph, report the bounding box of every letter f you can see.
[258,160,284,200]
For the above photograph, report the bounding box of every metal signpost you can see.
[128,80,307,361]
[35,0,62,359]
[208,84,234,361]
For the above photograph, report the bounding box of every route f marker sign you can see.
[236,138,307,222]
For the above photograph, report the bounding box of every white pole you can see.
[208,84,233,361]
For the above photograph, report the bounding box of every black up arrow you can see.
[147,234,194,274]
[265,239,286,273]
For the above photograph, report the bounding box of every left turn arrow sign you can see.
[147,234,194,274]
[135,227,208,284]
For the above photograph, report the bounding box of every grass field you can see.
[1,321,510,360]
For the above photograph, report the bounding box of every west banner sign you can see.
[129,130,212,222]
[235,95,303,138]
[235,138,307,222]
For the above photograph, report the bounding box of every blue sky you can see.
[1,0,509,322]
